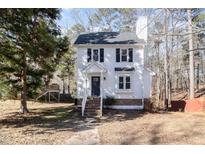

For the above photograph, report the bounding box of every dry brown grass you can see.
[1,100,205,144]
[0,100,83,144]
[99,110,205,144]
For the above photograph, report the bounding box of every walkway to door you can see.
[65,118,100,145]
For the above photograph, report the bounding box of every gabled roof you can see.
[74,32,145,45]
[82,62,107,73]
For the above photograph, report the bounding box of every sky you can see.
[58,8,96,30]
[57,8,205,35]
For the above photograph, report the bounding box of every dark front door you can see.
[91,76,100,96]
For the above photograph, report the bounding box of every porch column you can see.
[100,71,103,116]
[141,68,144,108]
[85,72,88,97]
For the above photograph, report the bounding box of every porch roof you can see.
[82,62,107,74]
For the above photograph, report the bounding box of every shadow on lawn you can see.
[118,123,163,145]
[117,114,205,144]
[0,106,153,135]
[101,109,145,122]
[0,104,176,142]
[100,110,177,145]
[0,104,92,133]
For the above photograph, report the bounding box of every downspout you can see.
[136,64,144,110]
[85,71,87,100]
[142,66,145,110]
[82,71,88,116]
[141,44,145,110]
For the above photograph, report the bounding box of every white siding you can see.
[76,45,153,99]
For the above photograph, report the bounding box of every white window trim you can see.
[88,48,103,63]
[92,49,99,62]
[121,49,128,62]
[90,48,100,62]
[119,48,133,62]
[115,72,133,93]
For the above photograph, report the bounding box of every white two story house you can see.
[74,17,154,117]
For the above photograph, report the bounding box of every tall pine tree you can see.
[0,9,69,113]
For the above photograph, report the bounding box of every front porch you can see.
[77,98,150,118]
[81,62,107,117]
[79,62,150,117]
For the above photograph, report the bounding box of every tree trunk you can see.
[197,63,200,90]
[181,76,184,91]
[68,74,70,94]
[186,69,190,94]
[155,41,161,109]
[164,8,169,110]
[20,52,29,114]
[176,73,179,90]
[62,78,65,94]
[176,35,180,91]
[187,8,195,99]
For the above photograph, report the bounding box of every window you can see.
[87,48,104,62]
[121,49,127,62]
[126,76,131,89]
[116,48,133,62]
[93,49,98,61]
[118,75,131,90]
[119,76,124,89]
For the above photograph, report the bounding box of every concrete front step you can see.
[83,97,101,117]
[86,103,100,105]
[84,109,101,117]
[85,110,99,113]
[86,108,100,111]
[85,106,100,109]
[85,109,100,112]
[86,104,100,108]
[84,112,101,117]
[84,111,99,115]
[87,100,100,104]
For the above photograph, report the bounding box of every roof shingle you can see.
[74,32,145,45]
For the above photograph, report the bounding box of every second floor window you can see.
[87,48,104,63]
[93,49,98,61]
[121,49,127,62]
[116,48,133,62]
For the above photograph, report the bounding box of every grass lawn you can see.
[1,100,205,144]
[99,110,205,144]
[0,100,83,144]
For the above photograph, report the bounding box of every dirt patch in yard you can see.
[98,110,205,144]
[0,100,85,144]
[1,100,205,144]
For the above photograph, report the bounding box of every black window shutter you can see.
[116,48,120,62]
[87,48,92,62]
[100,48,104,62]
[128,48,133,62]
